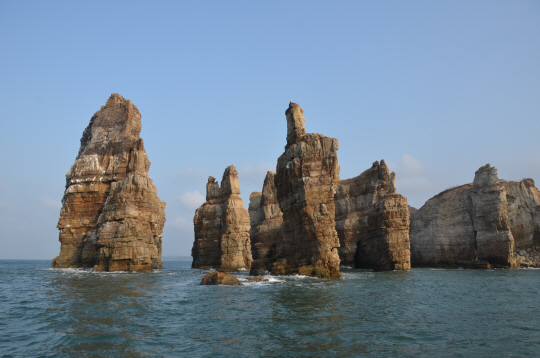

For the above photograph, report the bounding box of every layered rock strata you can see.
[253,102,341,279]
[335,160,411,271]
[248,172,284,262]
[52,94,166,272]
[192,166,252,270]
[410,164,540,268]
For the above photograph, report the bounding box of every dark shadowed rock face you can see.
[410,164,540,268]
[335,160,411,271]
[52,94,166,272]
[192,166,252,270]
[266,102,341,279]
[249,172,283,263]
[192,177,222,268]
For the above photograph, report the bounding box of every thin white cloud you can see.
[171,216,193,230]
[178,191,205,210]
[237,163,275,186]
[39,197,62,210]
[386,154,440,209]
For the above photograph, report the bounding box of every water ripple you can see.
[1,260,539,357]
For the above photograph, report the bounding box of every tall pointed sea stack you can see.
[269,102,341,278]
[334,160,411,271]
[52,94,166,272]
[192,165,252,270]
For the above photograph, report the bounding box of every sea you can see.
[1,260,539,357]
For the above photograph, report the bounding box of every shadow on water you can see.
[44,270,162,358]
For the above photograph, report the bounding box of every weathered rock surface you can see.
[200,271,243,286]
[254,102,341,279]
[248,172,283,263]
[335,160,411,271]
[192,166,252,270]
[410,164,540,268]
[52,94,166,272]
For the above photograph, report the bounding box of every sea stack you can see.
[262,102,341,278]
[249,172,284,264]
[334,160,411,271]
[52,94,166,272]
[410,164,540,268]
[192,165,252,270]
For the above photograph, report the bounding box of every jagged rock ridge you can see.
[192,166,252,270]
[335,160,411,271]
[410,164,540,268]
[52,94,166,272]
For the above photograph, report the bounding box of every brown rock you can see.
[410,164,540,268]
[334,160,411,271]
[51,94,166,272]
[249,172,283,263]
[200,271,243,286]
[269,102,341,279]
[192,166,253,270]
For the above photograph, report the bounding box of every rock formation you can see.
[200,271,243,286]
[252,102,341,279]
[410,164,540,268]
[52,94,166,272]
[248,171,283,262]
[192,166,252,270]
[335,160,411,271]
[191,177,222,268]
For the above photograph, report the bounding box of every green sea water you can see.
[0,260,539,357]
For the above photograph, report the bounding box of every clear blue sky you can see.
[1,1,539,259]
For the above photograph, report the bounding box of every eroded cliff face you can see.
[192,166,252,270]
[264,102,341,279]
[52,94,166,272]
[249,172,283,262]
[410,164,540,268]
[335,161,411,271]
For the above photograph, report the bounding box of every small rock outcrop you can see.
[257,102,341,279]
[248,172,283,263]
[410,164,540,268]
[52,94,166,272]
[335,160,411,271]
[200,271,243,286]
[192,166,253,270]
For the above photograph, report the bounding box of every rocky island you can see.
[410,164,540,268]
[51,94,166,272]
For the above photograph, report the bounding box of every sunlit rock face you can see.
[248,172,283,262]
[335,160,411,271]
[52,94,166,272]
[410,164,540,268]
[192,166,252,270]
[263,102,341,279]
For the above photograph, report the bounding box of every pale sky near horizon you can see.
[1,1,539,259]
